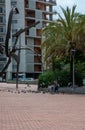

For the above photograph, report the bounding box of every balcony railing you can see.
[46,0,56,4]
[37,0,56,5]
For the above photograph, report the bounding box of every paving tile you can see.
[0,83,85,130]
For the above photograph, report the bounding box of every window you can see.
[0,64,4,70]
[0,37,4,42]
[12,64,17,69]
[0,7,3,13]
[12,29,18,33]
[0,16,3,23]
[0,58,6,61]
[12,37,16,43]
[12,20,18,24]
[11,1,17,6]
[0,27,3,32]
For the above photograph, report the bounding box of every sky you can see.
[55,0,85,17]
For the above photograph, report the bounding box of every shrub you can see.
[55,70,70,87]
[38,70,83,88]
[38,71,55,88]
[75,71,83,86]
[38,70,70,88]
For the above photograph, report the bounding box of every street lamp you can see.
[71,49,76,88]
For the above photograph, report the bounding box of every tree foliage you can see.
[41,5,85,70]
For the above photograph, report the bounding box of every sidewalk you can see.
[0,83,85,130]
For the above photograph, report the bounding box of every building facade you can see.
[0,0,56,80]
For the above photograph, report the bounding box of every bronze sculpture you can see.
[0,7,40,89]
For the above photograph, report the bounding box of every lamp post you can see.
[71,49,76,88]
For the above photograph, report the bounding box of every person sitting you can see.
[49,80,59,93]
[54,80,59,93]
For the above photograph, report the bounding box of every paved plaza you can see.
[0,83,85,130]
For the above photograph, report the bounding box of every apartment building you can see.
[0,0,56,80]
[0,0,6,80]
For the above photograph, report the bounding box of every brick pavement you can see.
[0,83,85,130]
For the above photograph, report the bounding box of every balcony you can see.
[42,17,53,23]
[34,64,42,72]
[25,9,35,17]
[42,9,56,14]
[26,34,41,39]
[37,0,56,5]
[34,38,41,46]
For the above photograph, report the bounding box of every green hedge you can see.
[38,70,83,88]
[38,71,55,88]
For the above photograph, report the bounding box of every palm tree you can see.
[42,5,85,86]
[57,5,85,86]
[42,22,67,71]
